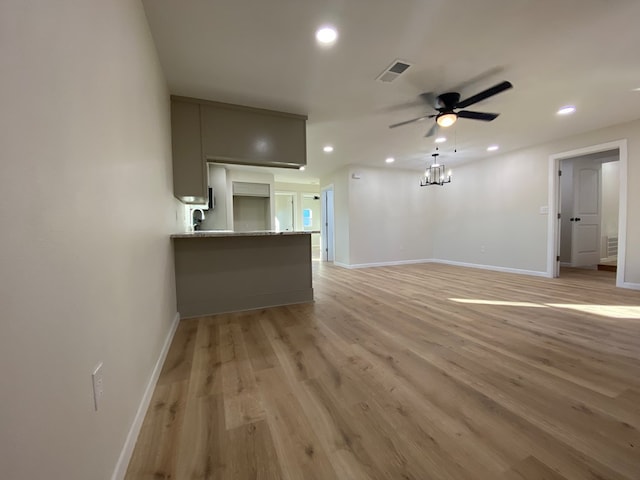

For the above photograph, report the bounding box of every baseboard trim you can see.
[620,281,640,291]
[111,311,181,480]
[334,259,433,269]
[429,259,549,278]
[334,258,547,278]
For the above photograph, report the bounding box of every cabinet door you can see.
[171,99,207,203]
[232,182,270,197]
[200,103,307,168]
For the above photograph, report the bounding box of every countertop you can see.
[171,230,319,239]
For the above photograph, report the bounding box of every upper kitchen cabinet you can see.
[199,101,307,168]
[171,98,207,204]
[170,96,307,204]
[200,102,307,168]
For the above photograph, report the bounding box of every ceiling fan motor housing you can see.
[437,92,461,110]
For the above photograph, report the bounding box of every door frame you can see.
[320,184,335,262]
[274,191,296,231]
[547,139,627,286]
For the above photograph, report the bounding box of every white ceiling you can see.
[142,0,640,183]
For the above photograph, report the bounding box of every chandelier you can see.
[420,152,451,187]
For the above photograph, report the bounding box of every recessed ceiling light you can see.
[385,157,395,164]
[323,145,334,153]
[487,145,499,152]
[557,105,576,115]
[435,137,447,143]
[315,26,338,46]
[299,166,306,171]
[632,87,640,92]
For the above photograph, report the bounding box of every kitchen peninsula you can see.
[172,230,314,318]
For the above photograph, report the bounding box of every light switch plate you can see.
[539,206,549,215]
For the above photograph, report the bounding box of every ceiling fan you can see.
[389,80,513,137]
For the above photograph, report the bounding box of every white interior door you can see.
[321,188,334,262]
[274,193,294,232]
[571,160,601,266]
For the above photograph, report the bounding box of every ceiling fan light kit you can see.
[436,113,457,127]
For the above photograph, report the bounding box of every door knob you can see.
[570,218,575,221]
[575,217,581,222]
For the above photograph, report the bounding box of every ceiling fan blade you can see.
[424,123,438,138]
[419,92,437,108]
[389,114,435,129]
[457,111,499,121]
[449,66,505,94]
[455,81,513,109]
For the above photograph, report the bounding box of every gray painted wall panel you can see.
[174,235,313,317]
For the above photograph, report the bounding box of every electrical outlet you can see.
[480,245,486,253]
[92,363,104,411]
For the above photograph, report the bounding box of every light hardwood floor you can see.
[125,263,640,480]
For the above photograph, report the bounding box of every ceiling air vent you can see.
[376,59,412,83]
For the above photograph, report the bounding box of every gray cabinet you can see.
[171,99,207,204]
[200,102,307,168]
[232,181,270,197]
[170,96,306,203]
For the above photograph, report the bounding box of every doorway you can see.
[548,140,628,287]
[274,192,295,232]
[321,186,335,262]
[302,193,322,260]
[559,151,619,271]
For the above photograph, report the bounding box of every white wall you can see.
[335,118,639,284]
[0,1,179,479]
[430,148,549,272]
[233,196,270,231]
[330,167,435,266]
[432,119,639,282]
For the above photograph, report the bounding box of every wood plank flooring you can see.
[125,263,640,480]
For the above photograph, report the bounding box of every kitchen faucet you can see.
[192,208,205,231]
